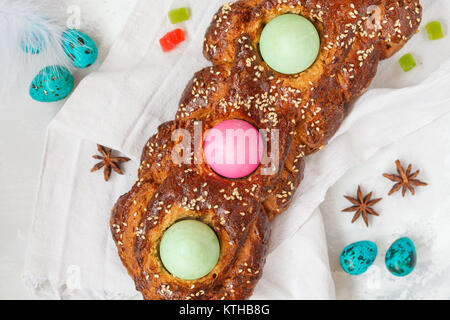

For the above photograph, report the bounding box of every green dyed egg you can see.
[159,220,220,280]
[259,14,320,75]
[62,29,98,68]
[29,66,74,102]
[385,237,417,277]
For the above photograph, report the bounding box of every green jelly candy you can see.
[426,21,444,40]
[168,7,190,24]
[399,53,416,72]
[159,220,220,280]
[259,14,320,75]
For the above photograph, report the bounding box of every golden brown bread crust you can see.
[111,0,422,300]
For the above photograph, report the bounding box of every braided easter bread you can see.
[111,0,421,300]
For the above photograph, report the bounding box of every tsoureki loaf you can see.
[111,0,422,300]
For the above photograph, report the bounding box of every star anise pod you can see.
[383,160,428,197]
[91,144,130,181]
[342,186,382,227]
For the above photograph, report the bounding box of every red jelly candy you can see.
[159,28,185,52]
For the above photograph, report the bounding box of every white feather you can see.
[0,0,73,96]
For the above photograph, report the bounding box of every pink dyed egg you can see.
[203,119,264,179]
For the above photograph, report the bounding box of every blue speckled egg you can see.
[385,237,417,277]
[29,66,74,102]
[340,241,378,275]
[62,29,98,68]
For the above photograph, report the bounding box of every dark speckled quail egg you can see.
[29,65,74,102]
[340,241,378,275]
[62,29,98,68]
[385,237,417,277]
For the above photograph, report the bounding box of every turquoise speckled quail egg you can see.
[385,237,417,277]
[29,65,74,102]
[340,241,378,275]
[62,29,98,68]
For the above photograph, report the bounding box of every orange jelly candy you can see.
[159,28,185,52]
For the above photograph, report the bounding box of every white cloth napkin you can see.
[23,0,450,299]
